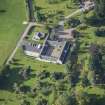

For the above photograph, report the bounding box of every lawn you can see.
[35,0,79,16]
[0,90,35,105]
[34,0,79,24]
[0,90,20,105]
[0,0,26,68]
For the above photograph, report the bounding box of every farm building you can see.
[22,40,70,64]
[39,40,70,64]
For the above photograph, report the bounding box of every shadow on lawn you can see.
[0,9,6,13]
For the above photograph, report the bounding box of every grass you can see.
[76,85,105,97]
[0,0,26,68]
[0,90,36,105]
[86,86,105,96]
[0,90,20,105]
[35,0,78,16]
[34,0,79,25]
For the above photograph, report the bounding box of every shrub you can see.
[94,26,105,37]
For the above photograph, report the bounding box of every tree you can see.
[35,97,48,105]
[94,26,105,37]
[75,90,90,105]
[88,70,96,86]
[13,83,20,93]
[89,44,102,71]
[94,0,105,19]
[20,99,30,105]
[19,66,31,80]
[25,0,35,22]
[80,71,89,87]
[80,13,87,24]
[48,88,57,105]
[0,65,10,89]
[54,93,76,105]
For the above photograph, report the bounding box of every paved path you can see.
[65,4,94,19]
[65,9,82,19]
[6,22,35,64]
[59,4,94,25]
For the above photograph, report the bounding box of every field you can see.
[0,0,26,67]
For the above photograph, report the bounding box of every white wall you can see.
[24,51,39,57]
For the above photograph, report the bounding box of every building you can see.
[39,40,70,64]
[22,23,74,64]
[22,41,42,57]
[22,40,70,64]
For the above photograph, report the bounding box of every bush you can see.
[77,23,88,30]
[94,26,105,37]
[37,70,50,79]
[67,18,80,28]
[20,85,31,93]
[51,72,65,80]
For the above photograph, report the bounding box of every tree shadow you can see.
[87,93,105,105]
[12,58,20,62]
[12,62,24,66]
[0,9,6,13]
[0,66,23,91]
[87,16,105,27]
[35,6,46,11]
